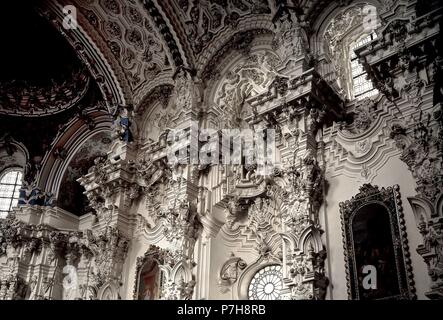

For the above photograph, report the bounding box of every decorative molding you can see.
[218,252,247,293]
[339,184,416,300]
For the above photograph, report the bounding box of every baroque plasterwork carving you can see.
[219,219,282,258]
[0,209,132,300]
[200,29,274,82]
[81,154,170,215]
[140,70,199,144]
[0,214,66,299]
[67,0,173,107]
[356,9,443,298]
[133,245,196,300]
[138,87,174,142]
[247,196,281,257]
[324,4,369,59]
[219,148,328,300]
[390,109,442,201]
[80,226,130,288]
[167,0,271,58]
[323,3,372,94]
[356,8,441,107]
[272,6,308,66]
[38,0,129,110]
[323,98,404,182]
[390,104,443,299]
[212,52,280,128]
[408,192,443,299]
[160,200,201,260]
[266,154,329,300]
[2,0,442,302]
[0,136,28,173]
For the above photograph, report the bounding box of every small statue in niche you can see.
[28,276,38,300]
[173,67,195,112]
[113,105,133,143]
[425,227,443,281]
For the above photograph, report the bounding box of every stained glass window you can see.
[0,169,22,218]
[248,265,283,300]
[350,33,379,100]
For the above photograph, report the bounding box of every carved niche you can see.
[339,184,416,300]
[133,245,174,300]
[133,245,193,300]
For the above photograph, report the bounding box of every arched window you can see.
[0,169,23,218]
[248,265,283,300]
[323,4,380,101]
[350,32,379,100]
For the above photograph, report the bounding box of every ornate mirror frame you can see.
[339,184,416,300]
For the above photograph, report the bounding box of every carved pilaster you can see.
[271,152,328,300]
[162,200,201,262]
[84,227,129,290]
[393,105,443,299]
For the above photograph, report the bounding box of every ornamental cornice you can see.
[356,9,442,67]
[244,68,345,127]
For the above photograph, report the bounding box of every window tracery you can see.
[248,265,283,300]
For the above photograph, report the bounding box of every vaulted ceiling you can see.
[0,0,382,211]
[0,1,91,117]
[28,0,343,110]
[0,0,366,154]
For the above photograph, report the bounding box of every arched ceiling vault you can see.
[149,0,371,78]
[36,0,376,111]
[40,0,185,110]
[155,0,275,74]
[39,0,130,111]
